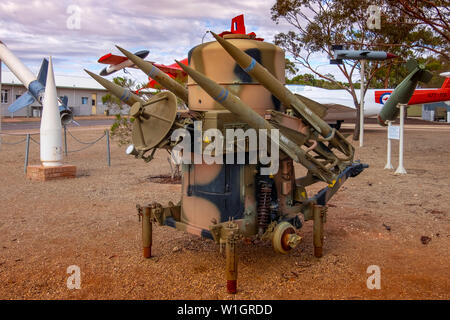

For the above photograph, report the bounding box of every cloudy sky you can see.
[0,0,341,84]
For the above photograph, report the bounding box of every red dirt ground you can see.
[0,123,448,299]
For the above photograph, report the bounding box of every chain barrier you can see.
[68,129,105,145]
[30,136,40,145]
[0,128,111,171]
[67,131,106,154]
[0,137,27,145]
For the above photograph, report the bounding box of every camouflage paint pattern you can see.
[188,37,285,115]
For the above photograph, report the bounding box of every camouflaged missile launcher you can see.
[87,20,368,284]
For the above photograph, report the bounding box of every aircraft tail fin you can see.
[441,77,450,90]
[406,59,419,73]
[8,91,36,113]
[418,70,433,83]
[37,58,49,85]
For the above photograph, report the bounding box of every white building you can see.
[0,70,111,118]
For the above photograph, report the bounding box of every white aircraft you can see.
[287,72,450,128]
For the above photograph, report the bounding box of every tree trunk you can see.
[353,105,360,141]
[384,64,392,89]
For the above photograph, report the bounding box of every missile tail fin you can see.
[37,58,49,86]
[331,45,344,50]
[418,70,433,84]
[60,96,68,107]
[406,59,419,73]
[8,91,35,113]
[330,59,343,65]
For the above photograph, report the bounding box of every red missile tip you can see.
[386,53,398,59]
[377,115,387,126]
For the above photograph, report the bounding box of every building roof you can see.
[0,70,107,91]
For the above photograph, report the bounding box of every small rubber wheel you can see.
[272,222,296,254]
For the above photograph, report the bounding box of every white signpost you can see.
[384,104,407,174]
[384,104,406,174]
[384,121,395,169]
[394,104,407,174]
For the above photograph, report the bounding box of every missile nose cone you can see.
[210,31,220,40]
[43,56,58,117]
[84,69,110,88]
[84,69,98,79]
[84,69,141,106]
[386,53,398,59]
[115,45,144,68]
[175,60,188,72]
[115,45,130,57]
[41,56,63,167]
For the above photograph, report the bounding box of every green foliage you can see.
[271,0,449,140]
[287,73,361,89]
[110,114,135,147]
[106,75,153,147]
[285,58,299,76]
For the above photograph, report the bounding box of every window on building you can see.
[92,99,96,106]
[81,97,88,105]
[16,94,22,100]
[1,89,9,104]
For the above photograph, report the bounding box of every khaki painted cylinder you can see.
[188,37,285,115]
[313,205,324,258]
[225,236,238,294]
[142,207,152,258]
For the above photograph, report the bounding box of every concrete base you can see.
[26,165,77,181]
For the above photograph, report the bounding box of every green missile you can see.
[210,32,353,157]
[84,69,143,106]
[378,59,432,126]
[115,46,189,105]
[175,60,334,183]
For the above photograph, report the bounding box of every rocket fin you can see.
[8,91,36,113]
[406,59,419,73]
[37,58,49,86]
[60,96,68,107]
[418,70,433,84]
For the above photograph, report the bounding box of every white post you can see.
[0,58,2,137]
[395,104,407,174]
[384,121,394,169]
[359,60,365,147]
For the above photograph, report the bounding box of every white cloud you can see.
[1,0,354,84]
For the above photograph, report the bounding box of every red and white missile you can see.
[40,57,63,167]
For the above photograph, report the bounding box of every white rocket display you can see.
[0,40,73,125]
[40,57,63,167]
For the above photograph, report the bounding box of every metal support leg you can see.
[64,125,68,156]
[24,134,30,173]
[224,221,239,294]
[105,129,111,167]
[313,205,326,258]
[395,104,407,174]
[142,206,152,258]
[384,121,394,169]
